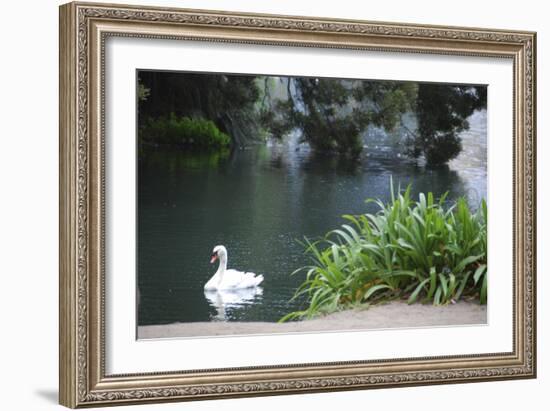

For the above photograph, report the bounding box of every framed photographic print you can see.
[59,1,537,408]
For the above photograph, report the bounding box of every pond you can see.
[137,110,486,325]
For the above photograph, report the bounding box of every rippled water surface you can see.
[137,111,487,325]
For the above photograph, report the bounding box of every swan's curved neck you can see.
[217,255,228,279]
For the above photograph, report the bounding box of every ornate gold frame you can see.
[59,1,537,408]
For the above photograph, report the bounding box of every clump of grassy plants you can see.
[140,114,231,150]
[280,182,487,322]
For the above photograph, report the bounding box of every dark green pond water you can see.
[137,111,486,325]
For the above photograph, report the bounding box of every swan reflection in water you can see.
[204,287,263,321]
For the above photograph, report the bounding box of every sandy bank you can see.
[138,301,487,339]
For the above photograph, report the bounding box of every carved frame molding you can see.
[59,2,536,408]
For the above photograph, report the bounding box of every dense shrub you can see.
[140,114,231,150]
[281,183,487,322]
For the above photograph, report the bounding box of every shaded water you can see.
[137,111,486,325]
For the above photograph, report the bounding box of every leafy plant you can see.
[280,181,487,322]
[140,114,231,150]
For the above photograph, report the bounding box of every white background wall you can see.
[0,0,546,409]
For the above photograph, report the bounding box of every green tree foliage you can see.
[137,82,150,102]
[404,84,487,166]
[138,71,261,147]
[262,78,417,157]
[139,71,487,164]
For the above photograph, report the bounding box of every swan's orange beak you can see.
[210,253,218,264]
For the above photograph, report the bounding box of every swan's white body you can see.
[204,245,264,290]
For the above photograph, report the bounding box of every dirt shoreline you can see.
[138,301,487,339]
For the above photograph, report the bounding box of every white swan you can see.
[204,245,264,290]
